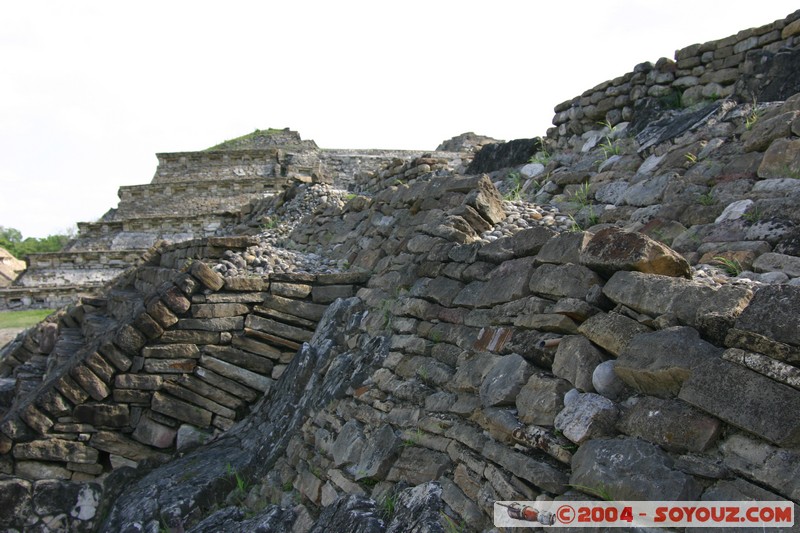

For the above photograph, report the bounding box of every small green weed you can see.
[696,191,715,206]
[260,218,279,231]
[529,148,552,166]
[402,427,423,447]
[597,120,621,159]
[226,463,250,501]
[441,512,466,533]
[745,99,762,130]
[569,483,614,501]
[503,171,524,201]
[567,215,583,232]
[713,256,743,277]
[742,206,762,223]
[282,481,294,491]
[571,182,592,207]
[685,152,697,164]
[379,493,397,520]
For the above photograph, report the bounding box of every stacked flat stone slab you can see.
[1,130,466,310]
[549,9,800,141]
[0,235,369,484]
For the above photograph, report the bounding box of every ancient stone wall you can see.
[549,9,800,142]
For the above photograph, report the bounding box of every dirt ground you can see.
[0,328,24,349]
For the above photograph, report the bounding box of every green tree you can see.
[0,226,72,258]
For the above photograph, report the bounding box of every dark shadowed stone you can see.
[679,357,800,447]
[466,138,541,174]
[13,438,99,464]
[577,312,651,357]
[332,420,365,468]
[0,478,31,530]
[616,326,722,397]
[308,494,385,533]
[483,440,568,494]
[465,176,506,226]
[74,403,130,427]
[354,425,400,480]
[479,353,532,407]
[510,226,558,257]
[536,231,593,265]
[732,284,800,348]
[114,324,147,356]
[734,46,800,104]
[32,479,101,520]
[189,505,296,533]
[132,415,178,449]
[690,478,800,533]
[516,373,572,425]
[617,396,721,453]
[580,227,691,278]
[190,260,225,291]
[553,335,606,392]
[554,393,618,444]
[603,270,752,342]
[387,448,451,485]
[719,433,800,502]
[476,236,514,263]
[529,263,603,299]
[571,437,702,501]
[386,482,444,533]
[478,257,536,305]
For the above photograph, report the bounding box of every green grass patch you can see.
[0,309,54,329]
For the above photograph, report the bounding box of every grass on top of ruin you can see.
[0,309,54,329]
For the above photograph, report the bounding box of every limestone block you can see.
[142,344,199,359]
[529,263,603,299]
[69,366,110,401]
[98,342,132,372]
[21,404,53,435]
[230,335,282,359]
[479,353,532,407]
[85,352,115,383]
[386,447,451,485]
[621,173,672,207]
[385,482,444,533]
[244,314,312,343]
[133,312,164,340]
[757,138,800,178]
[161,286,191,315]
[742,111,799,152]
[114,324,147,356]
[161,381,236,419]
[752,252,800,278]
[615,326,722,397]
[570,437,702,501]
[151,392,213,428]
[129,415,176,449]
[509,226,557,257]
[603,270,752,336]
[680,357,800,447]
[74,404,130,428]
[174,317,244,332]
[353,425,400,480]
[483,440,568,494]
[722,347,800,390]
[142,358,196,374]
[733,284,800,348]
[720,433,800,502]
[190,261,224,291]
[617,396,720,453]
[203,345,273,375]
[194,366,258,401]
[516,373,572,425]
[577,311,651,357]
[554,392,618,444]
[198,355,272,393]
[553,335,606,392]
[0,478,31,529]
[536,231,593,265]
[13,438,98,464]
[114,374,163,390]
[579,227,691,278]
[191,303,249,318]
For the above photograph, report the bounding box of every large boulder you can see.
[579,227,691,278]
[466,138,542,174]
[570,437,702,501]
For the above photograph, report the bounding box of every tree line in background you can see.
[0,226,73,259]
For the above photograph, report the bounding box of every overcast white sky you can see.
[1,1,798,238]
